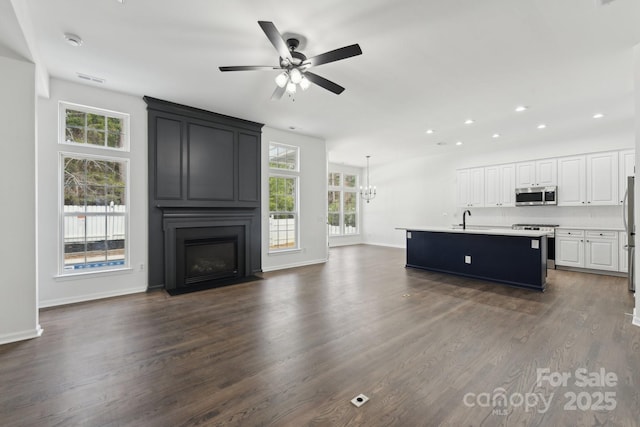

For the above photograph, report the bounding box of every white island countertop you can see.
[395,226,551,238]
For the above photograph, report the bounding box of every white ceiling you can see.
[15,0,640,166]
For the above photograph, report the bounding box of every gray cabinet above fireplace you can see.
[145,96,262,209]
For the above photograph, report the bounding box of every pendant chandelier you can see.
[360,155,377,203]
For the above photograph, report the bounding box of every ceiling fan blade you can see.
[219,65,281,72]
[258,21,293,63]
[304,72,345,95]
[271,85,286,100]
[303,44,362,68]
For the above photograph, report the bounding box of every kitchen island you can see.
[397,226,549,291]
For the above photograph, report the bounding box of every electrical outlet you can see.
[531,240,539,249]
[351,394,369,407]
[465,255,471,264]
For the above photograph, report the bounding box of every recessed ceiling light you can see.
[426,129,435,134]
[492,133,500,138]
[464,119,474,125]
[455,141,463,146]
[63,33,83,47]
[537,123,547,129]
[515,106,528,112]
[593,113,604,119]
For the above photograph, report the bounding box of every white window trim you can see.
[269,142,300,172]
[328,172,360,236]
[58,101,131,152]
[58,151,131,276]
[268,173,300,253]
[268,141,300,253]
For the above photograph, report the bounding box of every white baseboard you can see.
[633,308,640,328]
[262,258,327,272]
[39,286,146,308]
[329,240,363,247]
[363,242,406,249]
[0,324,43,346]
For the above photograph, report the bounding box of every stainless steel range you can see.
[512,224,559,268]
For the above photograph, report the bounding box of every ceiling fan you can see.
[219,21,362,99]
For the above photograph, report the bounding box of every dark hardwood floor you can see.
[1,245,639,426]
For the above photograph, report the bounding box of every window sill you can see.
[55,267,133,281]
[268,248,302,256]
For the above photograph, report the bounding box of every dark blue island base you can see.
[405,230,547,291]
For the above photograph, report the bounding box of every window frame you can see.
[58,101,130,152]
[268,142,299,173]
[328,171,360,236]
[268,142,300,253]
[58,151,131,276]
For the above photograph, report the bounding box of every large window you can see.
[328,171,359,236]
[58,102,130,274]
[269,143,299,251]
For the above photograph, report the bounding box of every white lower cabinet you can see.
[556,230,584,268]
[556,229,619,272]
[584,231,618,271]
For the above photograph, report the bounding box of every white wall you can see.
[261,127,328,271]
[0,53,41,344]
[363,132,634,248]
[328,163,364,247]
[37,78,147,307]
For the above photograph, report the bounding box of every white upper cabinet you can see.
[457,167,485,207]
[456,169,470,207]
[557,155,587,206]
[536,159,557,186]
[499,164,516,207]
[484,164,515,207]
[586,151,618,206]
[515,162,535,187]
[468,167,485,207]
[619,149,635,205]
[484,166,499,206]
[558,152,619,206]
[457,149,632,209]
[516,159,557,187]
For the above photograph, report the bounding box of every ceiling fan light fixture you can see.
[275,71,289,88]
[286,81,297,94]
[299,76,311,91]
[289,68,303,84]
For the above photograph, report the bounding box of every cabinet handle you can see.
[588,201,591,204]
[581,201,585,204]
[568,232,571,235]
[599,233,603,236]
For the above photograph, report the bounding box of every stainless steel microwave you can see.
[515,186,557,206]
